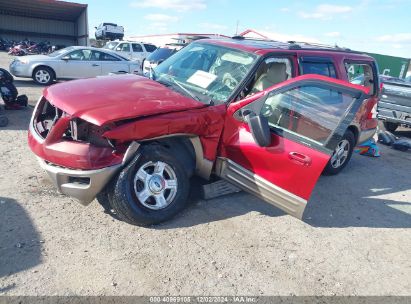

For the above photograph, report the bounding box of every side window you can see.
[144,44,157,52]
[101,52,120,61]
[67,49,91,60]
[301,61,337,78]
[261,85,355,145]
[346,62,375,94]
[91,51,101,61]
[132,44,143,52]
[250,57,292,93]
[116,43,130,52]
[91,51,120,61]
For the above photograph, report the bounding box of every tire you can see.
[0,116,9,127]
[1,82,18,104]
[383,121,398,133]
[96,190,112,212]
[322,130,355,176]
[109,145,190,226]
[32,66,54,85]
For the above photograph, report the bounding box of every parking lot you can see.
[0,51,410,296]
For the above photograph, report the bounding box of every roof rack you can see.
[287,41,352,51]
[232,35,284,44]
[229,36,362,54]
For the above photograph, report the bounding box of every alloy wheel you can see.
[35,69,51,84]
[330,139,350,169]
[133,161,178,210]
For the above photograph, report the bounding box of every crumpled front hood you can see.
[43,74,206,126]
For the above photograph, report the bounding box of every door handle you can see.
[92,64,99,67]
[289,152,312,166]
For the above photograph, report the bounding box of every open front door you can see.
[219,74,370,219]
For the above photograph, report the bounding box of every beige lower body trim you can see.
[215,158,307,219]
[189,137,214,180]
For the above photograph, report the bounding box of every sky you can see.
[76,0,411,58]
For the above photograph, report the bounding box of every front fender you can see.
[103,105,226,162]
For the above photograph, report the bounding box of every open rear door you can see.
[219,74,370,219]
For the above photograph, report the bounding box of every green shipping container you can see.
[365,53,410,78]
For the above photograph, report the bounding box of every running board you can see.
[202,180,242,200]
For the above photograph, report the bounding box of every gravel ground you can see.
[0,52,410,296]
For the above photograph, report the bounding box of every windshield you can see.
[153,42,258,103]
[48,46,75,57]
[103,42,118,50]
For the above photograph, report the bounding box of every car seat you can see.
[253,62,288,92]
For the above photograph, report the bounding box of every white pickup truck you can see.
[95,23,124,41]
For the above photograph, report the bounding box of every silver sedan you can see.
[9,46,141,85]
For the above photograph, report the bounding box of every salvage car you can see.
[104,41,157,63]
[9,46,140,85]
[377,76,411,132]
[28,38,379,226]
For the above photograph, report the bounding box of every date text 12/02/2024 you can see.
[149,296,258,303]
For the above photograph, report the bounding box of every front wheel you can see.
[32,67,54,85]
[109,145,190,226]
[322,130,355,176]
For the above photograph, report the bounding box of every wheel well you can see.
[32,65,56,79]
[347,125,359,144]
[140,137,196,177]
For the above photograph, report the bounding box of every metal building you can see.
[0,0,89,46]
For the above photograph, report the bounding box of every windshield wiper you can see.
[167,77,202,102]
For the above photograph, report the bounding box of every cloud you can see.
[130,0,206,12]
[324,31,341,38]
[392,44,403,49]
[144,14,179,23]
[143,14,179,33]
[199,22,228,31]
[298,4,352,20]
[376,33,411,43]
[243,29,320,44]
[280,7,290,12]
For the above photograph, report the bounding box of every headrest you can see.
[266,63,287,83]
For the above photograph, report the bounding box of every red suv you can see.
[28,38,379,226]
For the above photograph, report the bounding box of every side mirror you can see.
[61,55,70,61]
[244,111,272,147]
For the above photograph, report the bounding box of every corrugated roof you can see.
[0,0,87,21]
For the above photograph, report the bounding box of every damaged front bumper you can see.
[37,157,121,205]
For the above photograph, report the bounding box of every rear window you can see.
[301,61,337,78]
[346,62,376,95]
[147,48,176,62]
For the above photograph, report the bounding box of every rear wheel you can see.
[323,130,355,176]
[383,121,398,133]
[109,145,190,226]
[33,66,54,85]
